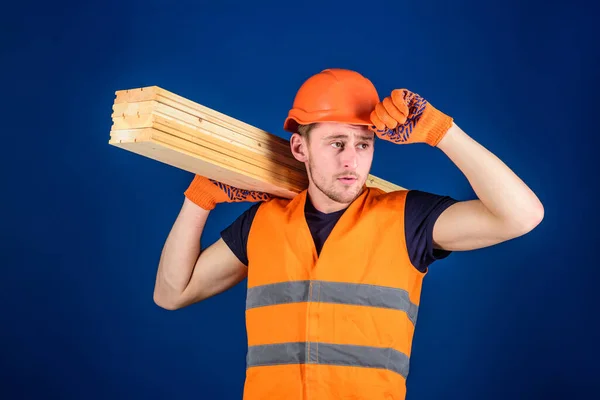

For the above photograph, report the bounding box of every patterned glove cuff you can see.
[183,175,223,210]
[423,105,454,147]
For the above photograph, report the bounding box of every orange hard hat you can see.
[283,68,380,133]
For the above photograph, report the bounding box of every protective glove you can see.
[369,89,453,147]
[184,175,272,211]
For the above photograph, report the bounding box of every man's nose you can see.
[341,147,358,169]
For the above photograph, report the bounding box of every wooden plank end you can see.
[114,86,161,104]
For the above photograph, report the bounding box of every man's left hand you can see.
[369,89,454,147]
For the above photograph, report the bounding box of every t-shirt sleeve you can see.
[404,189,459,273]
[220,202,261,267]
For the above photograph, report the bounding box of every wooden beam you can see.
[108,86,404,199]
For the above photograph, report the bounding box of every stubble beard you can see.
[308,157,364,205]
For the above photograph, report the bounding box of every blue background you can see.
[2,0,599,398]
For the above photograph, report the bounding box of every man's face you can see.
[297,123,375,207]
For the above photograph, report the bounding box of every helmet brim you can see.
[283,113,374,133]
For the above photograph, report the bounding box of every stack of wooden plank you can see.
[108,86,404,199]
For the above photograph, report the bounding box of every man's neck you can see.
[306,184,365,214]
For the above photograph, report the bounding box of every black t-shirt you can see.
[220,190,458,273]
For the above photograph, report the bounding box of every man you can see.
[153,69,544,399]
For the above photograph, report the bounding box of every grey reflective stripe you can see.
[246,280,418,325]
[246,342,410,378]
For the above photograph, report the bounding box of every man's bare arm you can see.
[432,123,544,251]
[153,197,247,310]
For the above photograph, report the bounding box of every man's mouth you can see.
[338,176,358,183]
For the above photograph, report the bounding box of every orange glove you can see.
[184,175,272,210]
[369,89,453,147]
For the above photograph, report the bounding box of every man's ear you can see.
[290,132,308,162]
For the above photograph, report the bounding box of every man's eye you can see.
[331,142,343,148]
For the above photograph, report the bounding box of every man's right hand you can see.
[184,175,273,211]
[155,174,266,310]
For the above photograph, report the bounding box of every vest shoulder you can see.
[258,196,295,209]
[364,187,410,207]
[252,196,297,218]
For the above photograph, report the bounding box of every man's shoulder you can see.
[404,189,459,213]
[402,189,459,272]
[364,187,458,223]
[368,186,454,203]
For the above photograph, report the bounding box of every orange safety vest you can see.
[243,186,426,400]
